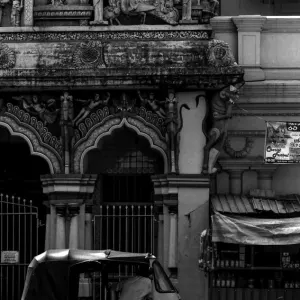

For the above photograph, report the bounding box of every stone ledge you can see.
[210,17,236,33]
[263,16,300,33]
[219,159,278,172]
[232,15,266,32]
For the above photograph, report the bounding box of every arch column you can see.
[41,174,97,250]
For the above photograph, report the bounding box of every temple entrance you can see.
[0,126,50,300]
[84,126,164,255]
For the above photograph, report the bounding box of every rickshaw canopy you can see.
[21,249,156,300]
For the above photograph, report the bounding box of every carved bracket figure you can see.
[202,84,241,175]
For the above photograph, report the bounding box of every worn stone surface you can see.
[0,26,243,89]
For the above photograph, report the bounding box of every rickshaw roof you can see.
[28,249,155,269]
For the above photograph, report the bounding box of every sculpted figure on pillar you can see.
[202,84,240,175]
[138,91,166,118]
[11,0,23,26]
[199,0,219,24]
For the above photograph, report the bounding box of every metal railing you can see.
[92,203,156,300]
[0,194,39,300]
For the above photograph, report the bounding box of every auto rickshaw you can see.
[21,249,181,300]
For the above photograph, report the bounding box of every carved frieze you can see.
[0,44,16,69]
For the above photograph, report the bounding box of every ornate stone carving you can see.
[0,44,16,69]
[207,39,237,68]
[73,41,106,69]
[102,0,179,25]
[5,103,63,157]
[73,92,110,126]
[73,117,168,173]
[0,113,62,174]
[11,94,60,126]
[224,137,254,159]
[202,84,242,175]
[137,91,166,118]
[0,30,210,42]
[199,0,219,24]
[90,0,108,25]
[11,0,23,27]
[24,0,33,25]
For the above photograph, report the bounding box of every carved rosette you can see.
[0,44,16,69]
[207,39,237,68]
[73,41,106,69]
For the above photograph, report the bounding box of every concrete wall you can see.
[177,92,207,174]
[178,186,209,300]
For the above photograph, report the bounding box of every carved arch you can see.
[73,116,168,174]
[0,115,62,174]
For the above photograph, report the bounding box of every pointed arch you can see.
[0,114,62,174]
[73,116,168,174]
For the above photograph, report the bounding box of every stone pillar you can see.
[254,165,277,195]
[69,206,80,249]
[232,15,266,81]
[56,206,66,249]
[85,206,93,250]
[152,174,209,300]
[168,212,178,269]
[229,170,243,195]
[44,207,51,251]
[41,174,97,250]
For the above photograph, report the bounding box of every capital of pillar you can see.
[42,174,97,250]
[232,15,267,81]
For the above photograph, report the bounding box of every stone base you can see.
[179,19,199,24]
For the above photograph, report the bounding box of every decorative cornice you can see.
[232,15,267,32]
[239,81,300,99]
[41,174,98,202]
[219,159,278,172]
[151,174,210,189]
[0,27,211,42]
[263,17,300,33]
[232,112,300,117]
[210,17,237,33]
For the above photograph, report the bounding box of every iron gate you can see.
[0,194,40,300]
[92,204,156,300]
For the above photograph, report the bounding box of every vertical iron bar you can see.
[0,194,2,300]
[106,205,109,249]
[131,205,134,276]
[99,206,103,250]
[137,206,140,253]
[12,196,15,300]
[112,205,115,250]
[125,205,128,276]
[24,199,27,281]
[150,205,154,254]
[144,206,147,252]
[6,195,9,300]
[118,206,121,280]
[18,197,21,300]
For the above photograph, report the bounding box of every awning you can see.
[211,211,300,245]
[211,194,300,215]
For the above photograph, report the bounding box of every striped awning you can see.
[211,194,300,215]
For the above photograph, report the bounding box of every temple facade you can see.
[1,0,300,300]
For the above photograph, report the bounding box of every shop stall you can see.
[199,194,300,300]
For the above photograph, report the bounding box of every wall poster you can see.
[265,121,300,163]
